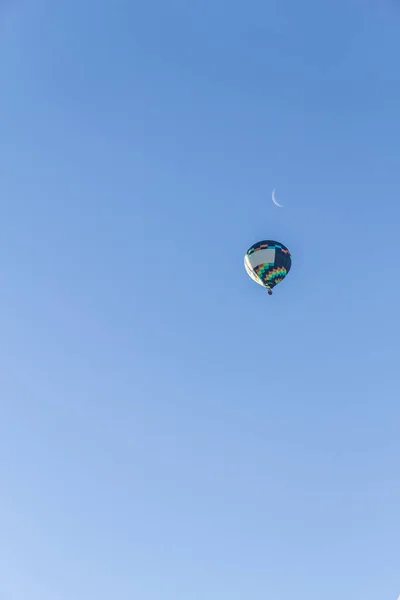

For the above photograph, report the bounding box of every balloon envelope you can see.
[244,240,292,290]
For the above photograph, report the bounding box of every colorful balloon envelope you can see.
[244,240,291,293]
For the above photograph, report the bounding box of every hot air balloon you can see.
[244,240,291,295]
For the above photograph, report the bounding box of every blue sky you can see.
[1,1,399,598]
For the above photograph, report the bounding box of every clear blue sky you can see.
[1,1,399,598]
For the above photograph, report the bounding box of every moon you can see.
[272,188,283,208]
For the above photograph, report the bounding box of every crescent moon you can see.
[272,188,283,208]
